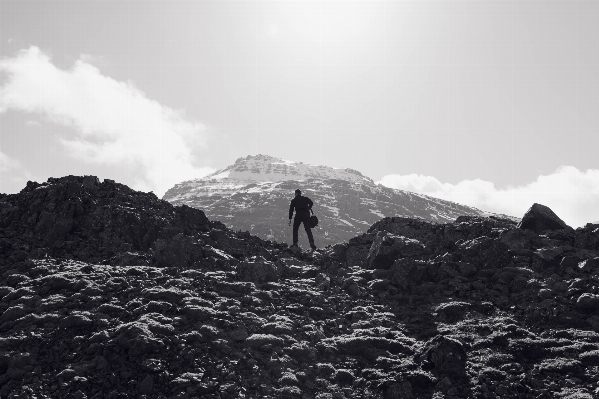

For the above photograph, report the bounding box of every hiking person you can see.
[288,189,316,250]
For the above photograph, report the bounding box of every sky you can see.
[1,1,598,227]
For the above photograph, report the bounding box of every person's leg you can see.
[302,214,315,246]
[292,216,301,245]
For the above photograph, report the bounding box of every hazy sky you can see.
[1,1,598,226]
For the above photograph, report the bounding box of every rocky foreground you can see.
[1,176,599,399]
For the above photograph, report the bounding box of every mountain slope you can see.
[163,155,495,246]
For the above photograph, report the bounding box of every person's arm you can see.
[307,197,313,213]
[289,199,295,220]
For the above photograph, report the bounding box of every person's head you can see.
[295,189,302,197]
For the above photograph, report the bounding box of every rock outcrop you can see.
[1,177,599,398]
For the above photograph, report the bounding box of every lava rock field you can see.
[1,176,599,398]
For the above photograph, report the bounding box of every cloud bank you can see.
[377,166,599,229]
[0,46,214,196]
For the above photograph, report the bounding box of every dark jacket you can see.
[289,195,313,219]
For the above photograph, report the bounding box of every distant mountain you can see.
[163,155,512,246]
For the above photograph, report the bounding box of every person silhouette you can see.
[288,189,316,250]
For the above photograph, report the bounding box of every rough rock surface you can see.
[518,203,569,233]
[1,176,599,398]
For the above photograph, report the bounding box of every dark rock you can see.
[142,287,188,304]
[414,335,467,380]
[500,228,537,250]
[334,369,355,385]
[518,203,569,233]
[579,350,599,366]
[385,381,414,399]
[236,259,281,283]
[578,257,599,273]
[434,301,471,322]
[368,278,391,292]
[560,255,581,273]
[576,294,599,311]
[153,234,204,268]
[345,244,371,267]
[245,334,285,349]
[109,251,152,266]
[367,232,426,269]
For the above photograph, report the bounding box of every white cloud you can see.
[25,120,42,127]
[0,46,214,196]
[0,151,22,172]
[377,166,599,228]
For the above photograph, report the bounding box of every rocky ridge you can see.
[163,155,498,247]
[1,176,599,398]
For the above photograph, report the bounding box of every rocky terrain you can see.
[163,155,498,247]
[2,176,599,398]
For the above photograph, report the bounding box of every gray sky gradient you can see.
[1,1,598,226]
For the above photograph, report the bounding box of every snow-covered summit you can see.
[200,154,373,186]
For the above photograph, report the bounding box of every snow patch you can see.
[272,159,295,165]
[210,171,230,180]
[370,209,385,218]
[320,204,340,217]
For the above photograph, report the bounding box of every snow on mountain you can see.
[163,155,512,246]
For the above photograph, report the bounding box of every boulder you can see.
[414,335,467,379]
[153,233,205,268]
[576,294,599,311]
[578,257,599,273]
[518,203,569,233]
[236,259,281,283]
[391,259,436,289]
[367,232,426,269]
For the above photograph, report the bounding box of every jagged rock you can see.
[560,255,582,273]
[314,273,330,290]
[434,301,471,322]
[579,350,599,366]
[109,251,152,266]
[575,223,599,250]
[344,233,375,267]
[458,236,511,269]
[500,228,538,250]
[245,334,285,350]
[577,257,599,273]
[367,232,426,269]
[0,175,210,264]
[518,203,569,233]
[153,233,205,268]
[237,259,281,283]
[532,246,566,272]
[391,259,437,289]
[576,294,599,311]
[414,335,467,380]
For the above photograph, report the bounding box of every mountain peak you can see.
[201,154,374,185]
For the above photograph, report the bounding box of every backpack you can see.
[309,215,318,228]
